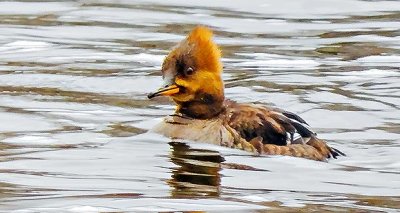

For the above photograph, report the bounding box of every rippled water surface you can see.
[1,0,400,212]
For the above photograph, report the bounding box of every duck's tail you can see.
[306,135,345,159]
[247,136,345,161]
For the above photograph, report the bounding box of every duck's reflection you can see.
[168,142,225,198]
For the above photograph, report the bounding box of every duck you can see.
[147,26,344,161]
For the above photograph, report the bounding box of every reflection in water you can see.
[168,142,224,198]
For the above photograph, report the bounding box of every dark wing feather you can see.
[225,101,344,160]
[227,102,298,146]
[282,110,309,125]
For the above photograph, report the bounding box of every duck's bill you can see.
[148,84,180,99]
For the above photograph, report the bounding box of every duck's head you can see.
[148,26,225,119]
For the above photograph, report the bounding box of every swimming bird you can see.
[148,26,344,161]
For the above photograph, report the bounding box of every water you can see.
[0,0,399,212]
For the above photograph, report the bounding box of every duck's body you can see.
[148,26,344,161]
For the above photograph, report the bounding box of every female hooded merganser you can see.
[148,26,344,161]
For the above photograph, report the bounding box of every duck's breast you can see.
[151,115,234,146]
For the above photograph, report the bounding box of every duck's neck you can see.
[176,93,225,119]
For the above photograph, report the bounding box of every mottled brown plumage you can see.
[148,26,344,161]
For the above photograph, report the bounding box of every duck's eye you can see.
[185,67,194,76]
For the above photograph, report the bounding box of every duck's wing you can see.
[226,101,309,146]
[225,101,344,160]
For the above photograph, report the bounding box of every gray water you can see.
[0,0,400,212]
